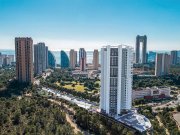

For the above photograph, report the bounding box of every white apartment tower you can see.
[100,45,133,116]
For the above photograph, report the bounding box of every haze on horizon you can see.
[0,0,180,51]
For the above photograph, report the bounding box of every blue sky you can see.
[0,0,180,51]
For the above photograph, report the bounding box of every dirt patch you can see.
[173,112,180,129]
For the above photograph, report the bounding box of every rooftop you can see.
[116,111,152,133]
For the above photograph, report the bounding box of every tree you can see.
[13,111,21,125]
[0,113,8,126]
[177,105,180,112]
[72,84,75,88]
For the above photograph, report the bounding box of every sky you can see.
[0,0,180,51]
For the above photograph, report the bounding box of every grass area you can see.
[63,84,85,92]
[56,82,86,92]
[55,81,101,93]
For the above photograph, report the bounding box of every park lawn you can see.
[63,84,85,92]
[56,81,78,85]
[55,81,86,92]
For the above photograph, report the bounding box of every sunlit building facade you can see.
[69,49,77,69]
[100,45,133,116]
[34,43,48,75]
[15,37,33,83]
[93,49,99,70]
[79,48,86,71]
[155,53,170,76]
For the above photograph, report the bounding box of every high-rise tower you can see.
[61,50,69,68]
[79,48,86,71]
[100,45,133,116]
[170,50,178,65]
[70,49,77,69]
[155,53,170,76]
[34,43,48,75]
[135,35,147,64]
[93,49,99,70]
[48,51,56,68]
[15,37,33,83]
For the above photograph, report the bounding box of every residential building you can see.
[0,54,14,67]
[15,37,33,83]
[93,49,99,70]
[3,56,10,66]
[148,51,156,62]
[132,52,136,63]
[171,50,178,65]
[80,58,86,71]
[0,52,3,67]
[100,45,133,116]
[79,48,86,71]
[155,53,170,76]
[0,56,3,67]
[72,70,88,79]
[0,55,6,66]
[61,50,69,68]
[135,35,147,64]
[48,51,56,68]
[69,49,77,69]
[8,55,14,63]
[45,46,48,68]
[178,51,180,64]
[34,43,48,76]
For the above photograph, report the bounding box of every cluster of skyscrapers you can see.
[134,35,180,77]
[60,48,99,71]
[15,37,56,83]
[15,37,100,83]
[155,50,179,76]
[14,35,179,117]
[100,36,179,116]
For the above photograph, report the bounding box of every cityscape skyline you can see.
[0,1,180,134]
[0,0,180,50]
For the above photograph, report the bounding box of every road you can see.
[43,87,98,110]
[34,71,52,85]
[152,94,180,112]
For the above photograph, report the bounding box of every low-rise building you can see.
[72,70,88,79]
[133,87,171,100]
